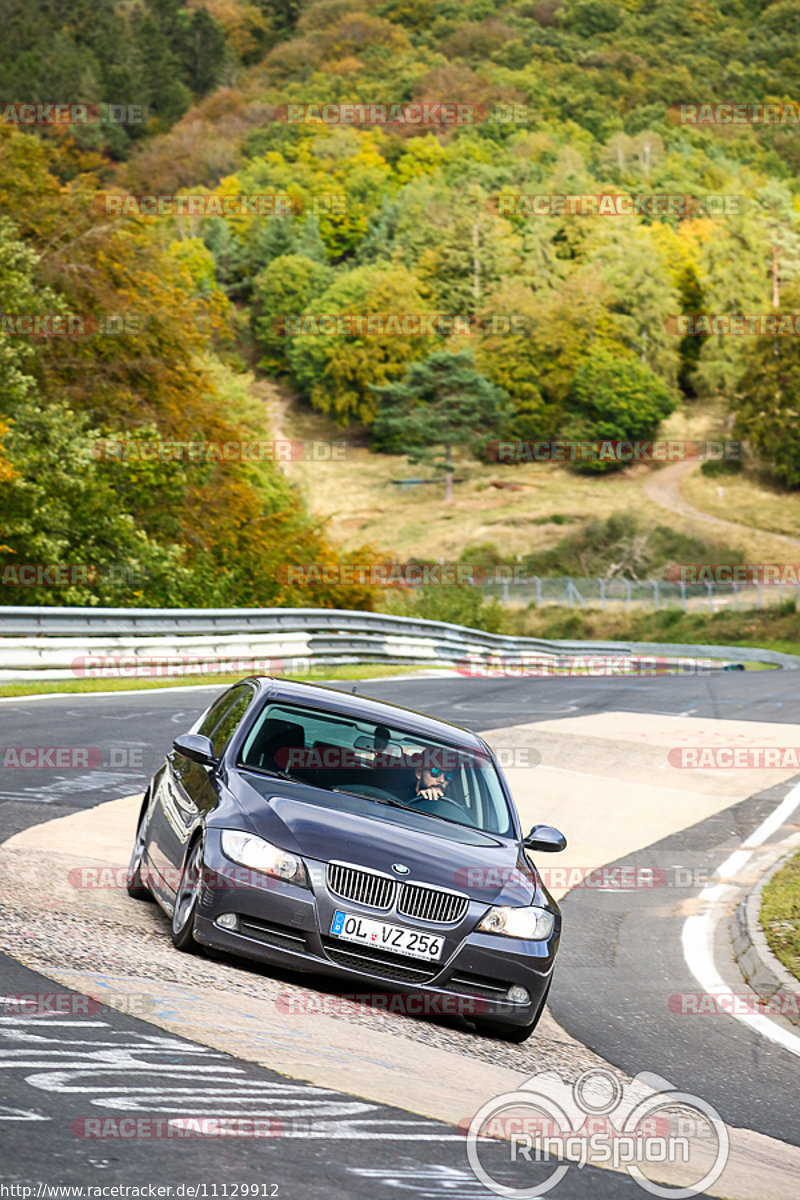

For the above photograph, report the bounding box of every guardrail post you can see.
[625,579,632,609]
[680,581,687,613]
[653,580,660,610]
[707,583,713,612]
[535,576,542,607]
[732,582,738,611]
[597,577,606,611]
[757,581,762,609]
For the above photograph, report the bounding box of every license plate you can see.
[330,910,444,961]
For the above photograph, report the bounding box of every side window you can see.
[197,689,243,738]
[209,689,254,757]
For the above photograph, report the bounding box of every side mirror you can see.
[173,733,217,767]
[524,824,567,853]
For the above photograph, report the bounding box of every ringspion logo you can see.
[465,1069,728,1197]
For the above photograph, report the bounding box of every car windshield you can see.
[238,702,514,836]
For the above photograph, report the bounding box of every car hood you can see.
[226,772,543,906]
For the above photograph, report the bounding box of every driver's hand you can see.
[415,785,444,802]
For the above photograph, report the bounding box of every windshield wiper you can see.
[238,764,295,782]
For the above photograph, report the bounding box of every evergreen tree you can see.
[371,350,511,501]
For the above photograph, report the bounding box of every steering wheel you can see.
[410,795,478,826]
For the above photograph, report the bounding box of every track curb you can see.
[731,842,800,1025]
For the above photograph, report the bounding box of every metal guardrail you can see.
[0,606,795,680]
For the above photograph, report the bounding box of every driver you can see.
[412,762,452,804]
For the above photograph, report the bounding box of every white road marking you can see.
[0,1105,48,1120]
[0,1009,457,1139]
[681,778,800,1059]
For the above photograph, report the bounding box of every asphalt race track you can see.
[2,670,800,1195]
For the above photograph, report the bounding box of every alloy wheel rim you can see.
[174,841,202,931]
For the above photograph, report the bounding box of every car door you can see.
[148,685,255,888]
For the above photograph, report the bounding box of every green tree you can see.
[286,264,434,424]
[562,346,677,473]
[371,350,511,501]
[734,287,800,487]
[252,253,333,374]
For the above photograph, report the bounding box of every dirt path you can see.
[642,459,800,551]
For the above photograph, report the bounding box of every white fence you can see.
[481,576,798,612]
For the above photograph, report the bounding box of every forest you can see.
[1,0,799,605]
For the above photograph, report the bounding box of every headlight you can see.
[221,830,308,888]
[477,905,554,940]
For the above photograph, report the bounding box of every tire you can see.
[171,836,204,953]
[475,980,551,1044]
[126,802,153,901]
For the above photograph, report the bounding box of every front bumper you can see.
[194,836,559,1028]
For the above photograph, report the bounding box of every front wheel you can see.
[171,837,204,953]
[126,802,153,901]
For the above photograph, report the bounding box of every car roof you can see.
[240,675,488,751]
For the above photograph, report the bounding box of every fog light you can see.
[215,913,238,931]
[507,985,530,1005]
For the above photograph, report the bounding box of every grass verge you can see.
[761,850,800,983]
[0,663,435,700]
[506,602,800,657]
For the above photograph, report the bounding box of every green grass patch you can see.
[0,663,434,700]
[761,851,800,983]
[506,603,800,658]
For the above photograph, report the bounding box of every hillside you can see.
[2,1,800,607]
